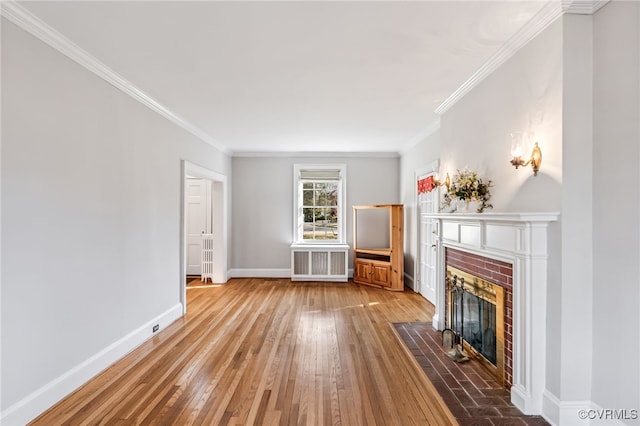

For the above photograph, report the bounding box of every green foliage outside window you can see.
[302,182,338,240]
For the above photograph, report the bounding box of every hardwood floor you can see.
[31,279,456,425]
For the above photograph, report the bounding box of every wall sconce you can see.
[510,132,542,176]
[434,172,451,189]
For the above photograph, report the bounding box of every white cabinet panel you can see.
[486,224,517,252]
[442,222,459,242]
[460,224,481,246]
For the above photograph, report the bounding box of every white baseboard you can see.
[228,268,291,278]
[404,273,415,290]
[542,390,564,425]
[432,314,444,331]
[587,402,632,426]
[511,385,530,415]
[541,390,618,426]
[228,269,355,279]
[0,303,183,426]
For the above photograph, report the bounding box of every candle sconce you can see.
[510,132,542,176]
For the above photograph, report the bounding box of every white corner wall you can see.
[231,156,399,275]
[592,1,640,422]
[1,19,231,424]
[541,14,596,425]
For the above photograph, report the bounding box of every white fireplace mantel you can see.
[426,212,559,416]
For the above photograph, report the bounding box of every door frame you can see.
[414,159,440,297]
[180,160,228,314]
[185,177,212,275]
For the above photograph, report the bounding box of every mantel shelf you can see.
[424,212,560,223]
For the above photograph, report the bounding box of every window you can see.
[302,181,338,240]
[293,164,346,243]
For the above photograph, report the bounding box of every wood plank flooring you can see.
[31,279,457,425]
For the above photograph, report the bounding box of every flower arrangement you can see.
[442,169,493,213]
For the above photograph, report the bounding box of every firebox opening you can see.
[446,266,505,385]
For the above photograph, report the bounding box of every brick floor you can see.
[393,322,549,426]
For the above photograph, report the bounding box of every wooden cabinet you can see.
[354,254,393,287]
[352,204,404,291]
[354,259,372,283]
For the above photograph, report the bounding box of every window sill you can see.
[290,242,350,249]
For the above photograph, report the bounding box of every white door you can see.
[186,178,212,275]
[418,176,438,304]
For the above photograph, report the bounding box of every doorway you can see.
[415,161,440,305]
[181,161,228,314]
[186,177,213,276]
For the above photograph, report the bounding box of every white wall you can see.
[438,20,562,213]
[556,12,594,409]
[399,129,441,290]
[1,19,231,423]
[592,1,640,420]
[231,156,399,273]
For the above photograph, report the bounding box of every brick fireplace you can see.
[446,247,513,388]
[427,212,558,416]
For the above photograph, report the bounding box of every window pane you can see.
[329,207,338,223]
[326,183,338,206]
[315,188,326,206]
[301,207,338,240]
[303,182,313,190]
[313,183,337,207]
[326,209,338,239]
[316,208,337,240]
[318,208,328,221]
[303,189,314,206]
[303,208,314,223]
[303,208,315,240]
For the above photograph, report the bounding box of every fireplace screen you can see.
[451,289,497,365]
[446,266,505,380]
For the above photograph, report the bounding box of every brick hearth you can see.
[394,322,548,426]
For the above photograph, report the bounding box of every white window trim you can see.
[293,163,346,244]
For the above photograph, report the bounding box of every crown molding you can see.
[434,0,610,117]
[0,1,231,156]
[562,0,610,15]
[399,117,441,155]
[435,0,564,116]
[231,150,400,158]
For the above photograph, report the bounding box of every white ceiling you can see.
[20,1,548,155]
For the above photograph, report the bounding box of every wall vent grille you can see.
[291,245,349,282]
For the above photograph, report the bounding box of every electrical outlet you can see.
[152,324,159,333]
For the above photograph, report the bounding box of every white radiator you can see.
[290,244,349,282]
[201,233,214,283]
